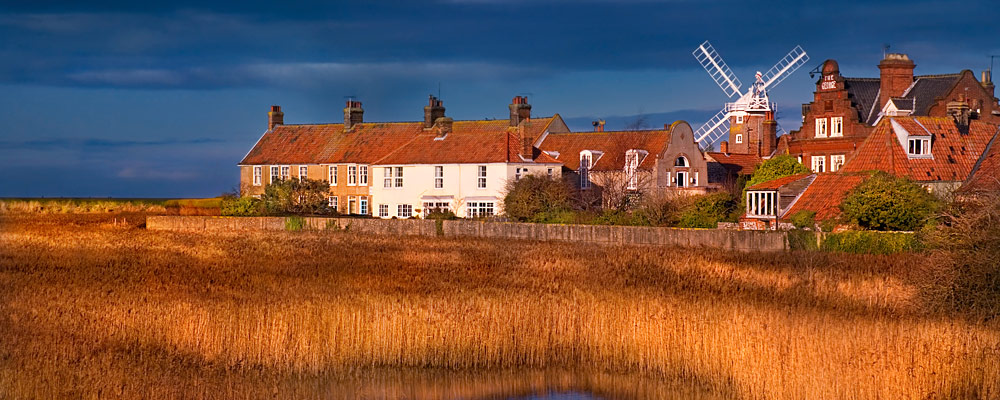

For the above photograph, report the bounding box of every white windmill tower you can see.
[691,41,809,155]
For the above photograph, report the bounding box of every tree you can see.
[839,171,939,231]
[745,155,811,189]
[502,175,573,222]
[261,178,336,215]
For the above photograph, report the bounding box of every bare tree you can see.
[623,108,651,131]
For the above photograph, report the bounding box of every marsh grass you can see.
[0,214,997,399]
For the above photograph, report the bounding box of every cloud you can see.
[0,137,226,150]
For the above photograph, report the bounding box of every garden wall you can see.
[147,216,790,252]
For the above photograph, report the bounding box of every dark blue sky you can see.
[2,0,998,197]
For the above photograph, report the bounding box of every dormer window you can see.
[579,151,593,189]
[908,137,931,158]
[624,149,647,190]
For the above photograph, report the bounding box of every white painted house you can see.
[371,96,567,218]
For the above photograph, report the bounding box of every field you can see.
[1,213,998,399]
[0,198,221,215]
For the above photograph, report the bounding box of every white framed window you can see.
[579,153,592,189]
[394,167,404,188]
[397,204,413,218]
[625,150,641,190]
[359,197,368,215]
[676,171,687,188]
[348,165,357,186]
[434,166,444,188]
[735,134,743,144]
[547,168,553,177]
[348,196,357,214]
[299,166,308,181]
[477,165,487,189]
[831,117,843,137]
[736,114,744,124]
[746,191,778,217]
[467,202,494,218]
[815,118,828,138]
[422,202,450,216]
[253,166,262,186]
[378,204,389,218]
[329,165,337,186]
[831,154,845,172]
[280,166,290,180]
[674,156,688,167]
[328,196,338,209]
[360,165,368,186]
[515,167,523,181]
[383,167,392,188]
[270,166,280,183]
[811,156,826,173]
[908,137,931,157]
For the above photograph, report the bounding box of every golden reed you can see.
[0,214,997,399]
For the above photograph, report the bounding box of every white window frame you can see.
[394,167,404,188]
[815,118,828,138]
[383,167,392,188]
[253,166,262,186]
[280,166,290,180]
[811,156,826,173]
[735,134,743,144]
[328,196,338,209]
[434,166,444,188]
[298,166,308,182]
[270,166,280,184]
[547,168,553,177]
[830,117,843,137]
[579,153,592,189]
[477,165,487,189]
[625,150,641,190]
[359,197,368,215]
[378,204,389,218]
[467,201,494,218]
[329,165,337,186]
[831,154,845,172]
[397,204,413,218]
[746,191,778,218]
[515,167,523,181]
[736,114,744,124]
[422,201,451,217]
[676,171,687,188]
[348,196,357,214]
[359,165,368,186]
[907,137,931,157]
[348,165,358,186]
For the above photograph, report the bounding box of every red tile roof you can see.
[538,129,671,171]
[781,173,868,222]
[747,173,813,190]
[376,118,558,164]
[959,128,1000,193]
[706,152,763,175]
[840,117,998,182]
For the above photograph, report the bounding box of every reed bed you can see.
[0,214,997,399]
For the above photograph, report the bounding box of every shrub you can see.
[262,178,336,216]
[786,230,820,251]
[819,231,921,254]
[839,172,939,231]
[789,210,816,229]
[221,196,263,216]
[502,175,573,222]
[632,192,688,227]
[285,216,305,231]
[745,155,811,189]
[677,193,737,228]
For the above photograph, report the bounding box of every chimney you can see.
[519,125,534,160]
[719,140,729,153]
[433,117,453,138]
[268,105,283,131]
[947,96,971,134]
[983,70,995,98]
[344,100,363,131]
[592,120,605,132]
[424,95,446,129]
[761,118,777,156]
[878,53,915,109]
[509,96,531,127]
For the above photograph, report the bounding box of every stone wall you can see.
[147,216,789,252]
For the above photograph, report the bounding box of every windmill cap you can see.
[822,59,839,75]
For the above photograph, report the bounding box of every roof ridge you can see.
[914,73,961,79]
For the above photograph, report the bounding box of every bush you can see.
[745,155,811,189]
[840,172,939,231]
[503,175,573,222]
[221,196,263,216]
[262,178,336,216]
[789,210,816,229]
[819,231,921,254]
[285,215,305,231]
[632,192,687,227]
[677,193,737,228]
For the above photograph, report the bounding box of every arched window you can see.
[674,156,689,167]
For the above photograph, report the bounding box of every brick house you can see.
[777,54,999,174]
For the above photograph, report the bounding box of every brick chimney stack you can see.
[424,95,445,129]
[344,100,363,131]
[509,96,531,127]
[878,53,915,109]
[519,125,534,160]
[719,140,729,153]
[983,70,995,98]
[947,95,971,134]
[268,105,283,131]
[592,120,605,132]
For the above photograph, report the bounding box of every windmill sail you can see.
[693,108,731,145]
[761,46,809,90]
[692,41,743,98]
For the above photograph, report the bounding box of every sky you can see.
[2,0,998,198]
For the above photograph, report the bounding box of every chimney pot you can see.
[344,100,363,131]
[424,95,446,129]
[509,96,531,127]
[268,105,284,131]
[592,120,605,132]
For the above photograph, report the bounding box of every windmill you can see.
[691,41,809,150]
